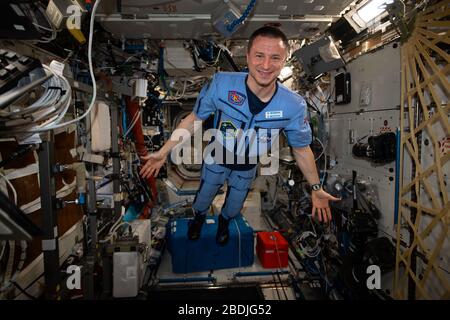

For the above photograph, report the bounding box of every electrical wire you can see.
[124,110,142,137]
[276,271,289,300]
[272,234,289,299]
[170,80,188,100]
[0,65,71,135]
[271,273,282,300]
[297,230,321,258]
[22,2,57,43]
[165,76,209,101]
[33,3,58,43]
[314,137,325,162]
[0,241,27,293]
[0,241,6,261]
[3,0,101,134]
[204,48,223,67]
[0,241,15,292]
[35,0,100,130]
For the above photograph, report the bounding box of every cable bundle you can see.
[296,230,321,258]
[165,76,209,100]
[0,0,102,136]
[0,65,71,134]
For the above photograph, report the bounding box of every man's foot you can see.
[216,214,230,246]
[188,214,206,240]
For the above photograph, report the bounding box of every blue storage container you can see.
[167,215,254,273]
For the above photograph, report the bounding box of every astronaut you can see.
[140,26,340,245]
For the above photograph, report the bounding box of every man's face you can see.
[246,35,287,88]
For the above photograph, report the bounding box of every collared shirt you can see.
[194,72,312,170]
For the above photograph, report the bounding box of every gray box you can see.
[113,252,141,298]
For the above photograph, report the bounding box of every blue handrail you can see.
[226,0,257,33]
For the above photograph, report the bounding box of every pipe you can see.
[125,96,158,204]
[233,270,290,278]
[125,96,146,157]
[158,276,216,284]
[394,127,401,225]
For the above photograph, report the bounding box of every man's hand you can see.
[311,189,340,223]
[139,151,167,179]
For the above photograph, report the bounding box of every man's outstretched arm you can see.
[292,146,340,222]
[139,112,202,178]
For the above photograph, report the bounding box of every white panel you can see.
[164,41,193,69]
[113,252,140,298]
[90,101,111,152]
[330,43,401,114]
[327,43,401,239]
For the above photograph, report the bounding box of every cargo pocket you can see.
[235,175,254,191]
[232,168,256,191]
[203,164,227,185]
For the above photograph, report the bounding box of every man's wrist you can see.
[310,183,322,192]
[160,148,169,157]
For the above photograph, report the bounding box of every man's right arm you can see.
[158,111,202,157]
[140,74,218,178]
[139,112,202,178]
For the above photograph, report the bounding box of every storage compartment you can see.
[256,231,289,268]
[113,252,141,298]
[167,215,254,273]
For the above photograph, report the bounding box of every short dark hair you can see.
[247,26,289,53]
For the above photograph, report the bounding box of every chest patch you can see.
[265,111,283,119]
[228,91,246,106]
[219,121,237,139]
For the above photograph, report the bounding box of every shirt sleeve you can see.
[283,97,312,148]
[193,74,218,120]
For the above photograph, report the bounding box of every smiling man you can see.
[140,26,339,246]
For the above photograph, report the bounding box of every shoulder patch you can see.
[228,91,246,106]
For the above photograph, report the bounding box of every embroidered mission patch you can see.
[219,121,237,139]
[228,91,246,106]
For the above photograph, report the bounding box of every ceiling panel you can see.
[99,0,352,15]
[97,0,354,40]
